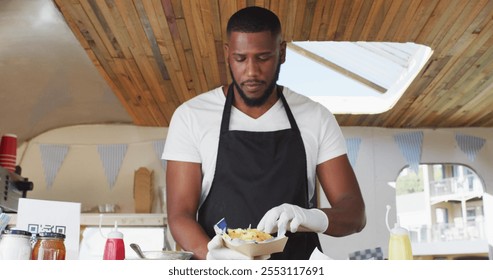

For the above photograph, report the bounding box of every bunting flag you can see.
[152,139,167,169]
[455,133,486,162]
[39,144,69,189]
[97,144,128,189]
[346,137,362,168]
[394,131,423,174]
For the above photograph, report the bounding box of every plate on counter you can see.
[128,250,193,260]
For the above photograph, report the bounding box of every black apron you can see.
[198,85,321,260]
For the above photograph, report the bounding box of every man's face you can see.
[225,31,286,107]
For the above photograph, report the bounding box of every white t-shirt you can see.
[162,86,347,206]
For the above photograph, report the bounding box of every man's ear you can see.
[224,43,230,63]
[280,41,287,64]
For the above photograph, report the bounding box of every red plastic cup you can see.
[0,159,16,166]
[0,154,15,158]
[1,163,15,171]
[0,134,17,172]
[0,157,16,163]
[0,134,17,155]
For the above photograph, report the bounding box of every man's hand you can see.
[257,203,329,234]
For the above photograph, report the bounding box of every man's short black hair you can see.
[226,6,281,38]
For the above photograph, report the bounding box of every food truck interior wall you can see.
[16,124,493,260]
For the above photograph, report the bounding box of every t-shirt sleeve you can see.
[317,109,347,164]
[162,104,202,163]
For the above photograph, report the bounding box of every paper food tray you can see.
[222,235,288,257]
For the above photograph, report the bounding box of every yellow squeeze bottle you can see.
[386,205,413,260]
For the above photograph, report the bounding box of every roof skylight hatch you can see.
[278,41,433,114]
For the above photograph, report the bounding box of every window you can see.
[466,208,476,222]
[435,208,448,224]
[278,41,433,114]
[394,163,485,243]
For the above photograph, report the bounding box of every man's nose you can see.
[246,59,260,76]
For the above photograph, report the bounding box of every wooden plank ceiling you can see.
[53,0,493,128]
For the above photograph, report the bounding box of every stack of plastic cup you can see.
[0,134,17,172]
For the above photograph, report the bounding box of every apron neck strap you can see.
[220,85,234,134]
[221,84,300,134]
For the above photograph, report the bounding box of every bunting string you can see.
[394,131,423,174]
[97,144,128,189]
[455,133,486,162]
[152,139,167,169]
[346,137,362,168]
[39,144,69,189]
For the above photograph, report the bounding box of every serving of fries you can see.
[214,218,287,257]
[225,228,273,242]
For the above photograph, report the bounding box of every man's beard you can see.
[230,62,281,107]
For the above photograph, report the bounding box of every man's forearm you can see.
[322,197,366,237]
[169,215,210,259]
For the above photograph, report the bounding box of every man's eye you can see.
[234,56,245,62]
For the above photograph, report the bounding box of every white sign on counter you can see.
[16,198,81,260]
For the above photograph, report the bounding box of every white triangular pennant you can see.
[455,133,486,161]
[39,144,69,189]
[394,131,423,174]
[97,144,128,189]
[346,137,361,168]
[152,139,167,169]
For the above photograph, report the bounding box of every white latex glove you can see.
[257,203,329,234]
[206,234,270,260]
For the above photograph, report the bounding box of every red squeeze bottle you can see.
[103,221,125,260]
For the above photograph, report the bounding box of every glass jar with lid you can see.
[32,232,66,260]
[0,229,33,260]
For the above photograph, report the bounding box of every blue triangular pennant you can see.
[346,137,362,168]
[455,133,486,161]
[152,139,166,169]
[39,144,69,189]
[97,144,128,189]
[394,131,423,174]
